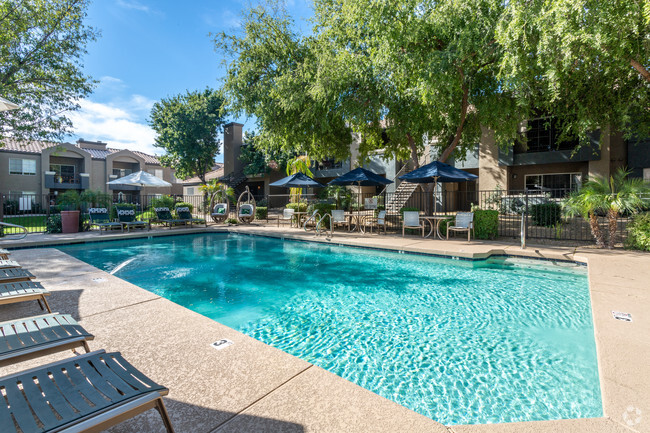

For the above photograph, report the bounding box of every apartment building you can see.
[0,138,181,208]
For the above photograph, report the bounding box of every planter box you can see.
[61,210,80,234]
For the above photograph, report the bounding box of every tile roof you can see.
[0,138,161,165]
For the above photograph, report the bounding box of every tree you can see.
[200,179,235,208]
[149,88,227,185]
[563,168,650,248]
[285,155,313,202]
[216,1,522,168]
[498,0,650,142]
[239,131,293,176]
[0,0,98,143]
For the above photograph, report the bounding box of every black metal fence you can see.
[0,189,634,244]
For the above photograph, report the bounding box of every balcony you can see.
[107,175,141,191]
[45,172,89,190]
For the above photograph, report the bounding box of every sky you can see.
[67,0,314,161]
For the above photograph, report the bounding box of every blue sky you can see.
[68,0,314,160]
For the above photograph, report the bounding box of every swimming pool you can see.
[59,233,602,425]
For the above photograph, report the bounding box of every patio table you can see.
[420,215,453,240]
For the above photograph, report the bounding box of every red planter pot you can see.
[61,210,80,234]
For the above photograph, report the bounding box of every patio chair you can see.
[88,207,123,234]
[0,259,21,270]
[402,211,424,237]
[366,210,387,234]
[0,350,175,433]
[238,203,255,224]
[117,208,150,232]
[0,313,94,367]
[0,248,9,260]
[154,207,188,229]
[176,206,206,227]
[447,211,475,242]
[331,210,349,231]
[0,267,35,284]
[211,202,229,224]
[278,208,295,227]
[0,281,51,313]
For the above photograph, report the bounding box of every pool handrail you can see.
[303,210,321,232]
[315,213,333,238]
[0,222,28,240]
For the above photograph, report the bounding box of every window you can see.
[50,164,76,183]
[9,158,36,175]
[113,168,133,177]
[644,168,650,182]
[186,187,195,195]
[525,173,582,197]
[524,117,579,153]
[155,169,163,179]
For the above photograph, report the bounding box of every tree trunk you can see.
[439,68,469,163]
[607,208,619,249]
[630,58,650,83]
[589,212,606,248]
[406,133,420,169]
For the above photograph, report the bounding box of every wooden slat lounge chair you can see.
[0,281,51,313]
[0,267,35,284]
[0,259,21,270]
[88,207,123,234]
[176,207,206,227]
[0,350,175,433]
[117,209,150,232]
[0,248,9,260]
[154,207,188,229]
[0,313,94,367]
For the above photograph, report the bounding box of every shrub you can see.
[110,203,137,220]
[80,190,111,210]
[530,202,562,227]
[255,206,268,220]
[226,217,239,225]
[625,212,650,251]
[46,214,62,233]
[57,190,81,211]
[2,199,18,215]
[399,207,419,216]
[286,201,308,212]
[150,195,176,210]
[473,209,499,239]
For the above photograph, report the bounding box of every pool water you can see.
[59,233,602,425]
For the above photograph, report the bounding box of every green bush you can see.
[286,201,308,212]
[174,201,194,213]
[255,206,268,220]
[57,190,81,211]
[625,212,650,251]
[46,214,62,233]
[150,195,175,210]
[473,209,499,239]
[226,217,239,225]
[399,207,419,216]
[79,190,112,210]
[2,199,19,215]
[530,202,562,227]
[111,203,137,220]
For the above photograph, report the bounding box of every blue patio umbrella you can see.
[399,160,478,213]
[269,172,324,188]
[329,167,392,212]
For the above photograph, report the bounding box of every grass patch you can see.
[1,215,47,233]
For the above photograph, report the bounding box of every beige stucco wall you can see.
[0,151,42,194]
[478,127,508,191]
[90,160,106,192]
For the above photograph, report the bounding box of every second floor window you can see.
[50,164,76,183]
[525,117,579,153]
[9,158,36,175]
[113,168,133,177]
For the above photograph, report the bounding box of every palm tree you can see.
[286,155,313,202]
[563,168,650,248]
[200,180,235,208]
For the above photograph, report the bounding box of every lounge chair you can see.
[117,208,150,232]
[0,259,21,269]
[0,267,35,284]
[402,211,424,237]
[211,203,229,223]
[331,210,350,231]
[176,206,206,227]
[154,207,188,229]
[0,350,175,432]
[0,248,9,260]
[366,210,387,234]
[0,313,94,367]
[447,211,475,242]
[278,208,295,227]
[0,281,52,312]
[88,207,123,234]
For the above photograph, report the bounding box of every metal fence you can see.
[0,189,635,243]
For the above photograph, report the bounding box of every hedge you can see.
[286,201,308,212]
[530,202,562,227]
[255,206,268,220]
[625,212,650,251]
[474,209,499,239]
[174,201,194,213]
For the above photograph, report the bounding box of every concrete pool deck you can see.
[0,225,648,433]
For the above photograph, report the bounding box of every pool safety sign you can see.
[612,311,632,322]
[211,339,234,350]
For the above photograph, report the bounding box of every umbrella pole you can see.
[433,178,438,215]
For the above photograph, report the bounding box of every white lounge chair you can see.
[402,211,424,237]
[366,210,387,234]
[278,208,295,227]
[331,209,349,231]
[447,212,475,242]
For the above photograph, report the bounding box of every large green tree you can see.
[0,0,98,143]
[498,0,650,142]
[149,88,227,184]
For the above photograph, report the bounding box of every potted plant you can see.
[58,191,82,233]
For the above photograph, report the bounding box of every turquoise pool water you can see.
[59,233,602,425]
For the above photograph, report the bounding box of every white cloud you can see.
[203,10,241,29]
[116,0,150,12]
[68,97,159,156]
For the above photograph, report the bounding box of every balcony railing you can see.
[53,174,80,184]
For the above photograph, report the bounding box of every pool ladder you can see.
[0,222,28,240]
[302,211,332,237]
[315,213,333,238]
